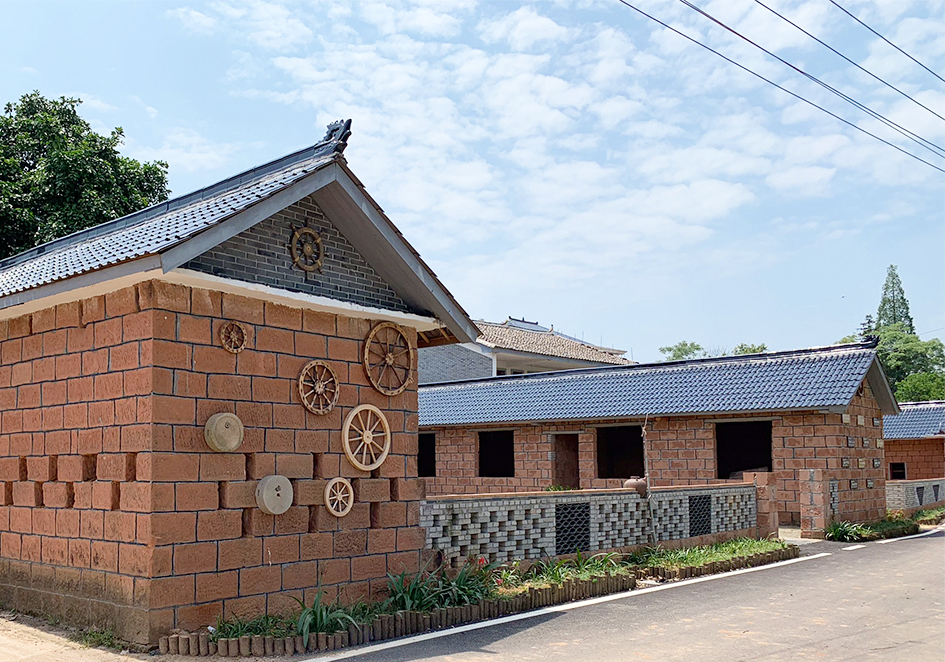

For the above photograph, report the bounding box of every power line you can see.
[753,0,945,123]
[680,0,945,158]
[612,0,945,174]
[829,0,945,85]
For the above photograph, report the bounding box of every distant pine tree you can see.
[876,265,914,334]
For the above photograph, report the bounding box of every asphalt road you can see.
[315,529,945,662]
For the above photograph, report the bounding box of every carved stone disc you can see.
[204,412,245,453]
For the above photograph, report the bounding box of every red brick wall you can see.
[0,280,425,644]
[884,437,945,480]
[422,381,887,526]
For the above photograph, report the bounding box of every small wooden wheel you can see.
[324,477,354,517]
[220,321,247,353]
[298,360,340,415]
[342,404,391,471]
[363,322,414,396]
[289,226,324,273]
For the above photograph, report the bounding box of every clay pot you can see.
[623,477,648,497]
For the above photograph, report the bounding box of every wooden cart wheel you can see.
[342,404,391,471]
[220,321,247,353]
[289,226,324,273]
[363,322,414,396]
[297,360,340,415]
[324,477,354,517]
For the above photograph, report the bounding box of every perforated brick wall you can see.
[886,478,945,511]
[421,483,759,566]
[0,280,425,645]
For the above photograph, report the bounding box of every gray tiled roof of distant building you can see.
[884,401,945,439]
[0,123,348,299]
[420,343,888,427]
[477,320,632,365]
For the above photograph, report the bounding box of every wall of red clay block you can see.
[0,283,157,643]
[422,381,886,526]
[0,280,426,644]
[884,437,945,480]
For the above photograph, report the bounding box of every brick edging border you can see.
[157,546,801,656]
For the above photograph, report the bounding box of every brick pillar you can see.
[745,472,779,538]
[800,469,831,538]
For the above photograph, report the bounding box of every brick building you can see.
[0,121,477,644]
[419,343,899,526]
[883,401,945,480]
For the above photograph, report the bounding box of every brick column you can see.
[800,469,831,538]
[744,471,778,538]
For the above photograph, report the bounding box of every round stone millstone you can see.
[256,475,294,515]
[204,412,245,452]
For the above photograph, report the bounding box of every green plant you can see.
[913,505,945,525]
[493,562,524,590]
[885,509,908,521]
[294,592,356,642]
[572,551,620,578]
[527,558,572,585]
[544,485,578,491]
[384,561,443,613]
[437,559,496,607]
[824,521,870,542]
[74,627,118,650]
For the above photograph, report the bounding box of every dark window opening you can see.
[889,462,906,480]
[553,434,580,489]
[418,433,436,477]
[596,426,645,479]
[716,421,772,479]
[479,430,515,477]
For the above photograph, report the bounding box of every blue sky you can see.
[2,0,942,362]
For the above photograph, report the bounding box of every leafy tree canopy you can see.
[0,91,169,260]
[875,265,914,333]
[875,323,945,389]
[658,341,768,361]
[895,372,945,403]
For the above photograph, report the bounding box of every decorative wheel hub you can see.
[220,321,247,353]
[342,404,391,471]
[324,477,354,518]
[297,360,340,415]
[289,226,324,273]
[363,322,414,396]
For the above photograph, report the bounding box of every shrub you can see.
[824,521,870,542]
[294,592,356,642]
[437,558,496,607]
[384,562,442,613]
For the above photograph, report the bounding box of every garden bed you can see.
[157,538,798,657]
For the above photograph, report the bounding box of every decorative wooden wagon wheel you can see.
[324,477,354,518]
[363,322,414,396]
[297,360,340,415]
[342,404,391,471]
[289,226,324,273]
[219,321,247,353]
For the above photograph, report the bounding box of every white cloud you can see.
[167,7,217,33]
[478,7,571,51]
[131,129,240,173]
[765,165,836,194]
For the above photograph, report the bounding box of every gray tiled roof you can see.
[420,343,881,427]
[477,320,632,365]
[0,122,349,299]
[884,401,945,439]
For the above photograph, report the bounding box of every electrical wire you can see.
[612,0,945,174]
[753,0,945,123]
[680,0,945,158]
[829,0,945,85]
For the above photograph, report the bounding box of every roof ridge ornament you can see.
[321,119,352,153]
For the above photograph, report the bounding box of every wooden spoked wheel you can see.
[220,321,247,353]
[289,226,324,273]
[342,404,391,471]
[297,360,340,415]
[363,322,414,396]
[324,477,354,518]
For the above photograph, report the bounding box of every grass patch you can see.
[825,515,920,542]
[211,613,296,641]
[913,505,945,525]
[622,537,787,569]
[72,627,119,650]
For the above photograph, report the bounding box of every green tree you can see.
[659,341,705,361]
[895,372,945,402]
[875,323,945,389]
[733,343,767,355]
[0,91,169,259]
[875,265,915,333]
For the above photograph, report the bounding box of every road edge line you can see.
[874,525,945,544]
[298,552,832,662]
